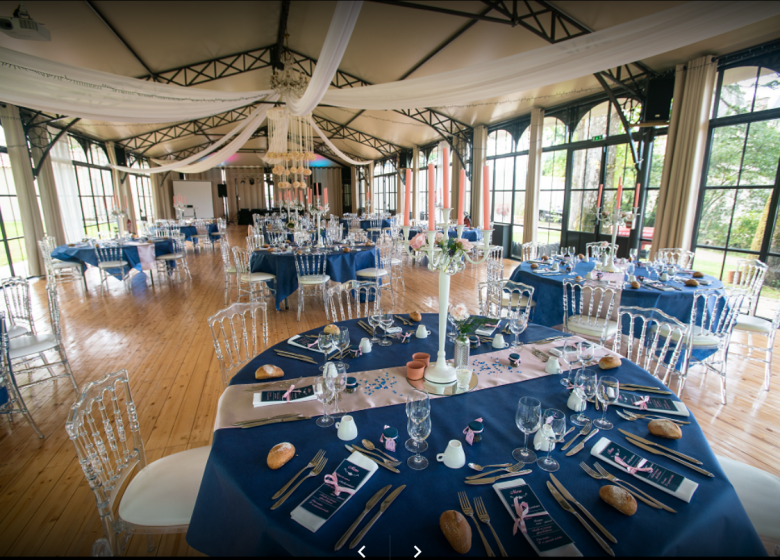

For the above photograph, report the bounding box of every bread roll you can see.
[599,485,637,516]
[255,364,284,380]
[692,271,704,278]
[630,280,641,289]
[267,442,295,470]
[541,255,549,261]
[342,247,352,252]
[578,253,585,260]
[648,419,682,439]
[530,263,539,269]
[323,324,340,336]
[440,510,472,554]
[598,355,621,370]
[685,279,699,287]
[575,276,583,282]
[409,311,422,322]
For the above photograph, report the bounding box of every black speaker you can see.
[217,184,228,198]
[642,76,675,122]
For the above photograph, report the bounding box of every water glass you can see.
[537,409,566,473]
[314,376,334,428]
[379,313,394,346]
[317,333,333,372]
[509,315,527,350]
[594,376,619,430]
[512,396,541,463]
[561,341,580,386]
[407,415,431,470]
[333,328,351,371]
[368,314,381,343]
[405,389,430,453]
[571,369,597,426]
[578,342,595,375]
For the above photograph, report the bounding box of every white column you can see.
[471,125,487,228]
[524,107,544,244]
[411,146,419,222]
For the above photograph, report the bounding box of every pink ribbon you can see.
[485,323,499,328]
[397,332,412,343]
[634,396,650,410]
[282,385,298,403]
[307,340,319,348]
[615,453,654,475]
[545,415,554,425]
[513,498,529,535]
[323,473,356,497]
[463,418,483,446]
[351,348,362,358]
[379,425,396,452]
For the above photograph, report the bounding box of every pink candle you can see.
[616,176,623,209]
[124,195,128,210]
[404,169,411,227]
[458,168,465,225]
[482,165,490,228]
[299,190,304,203]
[634,182,641,208]
[597,183,604,208]
[172,195,175,206]
[428,164,435,231]
[184,196,187,205]
[442,146,450,209]
[324,188,328,206]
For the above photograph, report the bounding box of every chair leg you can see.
[763,340,773,392]
[146,534,156,553]
[297,287,303,321]
[60,346,78,391]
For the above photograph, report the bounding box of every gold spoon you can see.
[467,462,512,472]
[361,439,400,463]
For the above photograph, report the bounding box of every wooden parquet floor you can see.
[0,225,778,556]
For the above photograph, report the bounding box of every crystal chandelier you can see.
[270,36,308,99]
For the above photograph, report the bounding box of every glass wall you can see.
[486,127,529,257]
[127,157,153,230]
[0,125,29,277]
[68,135,116,237]
[372,160,396,212]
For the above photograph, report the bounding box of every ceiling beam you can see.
[273,1,292,70]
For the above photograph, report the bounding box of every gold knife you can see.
[550,474,616,544]
[234,412,301,425]
[618,429,702,465]
[464,470,533,485]
[349,485,406,549]
[566,428,600,456]
[547,482,614,557]
[624,437,714,477]
[334,485,392,551]
[346,445,401,474]
[238,416,311,429]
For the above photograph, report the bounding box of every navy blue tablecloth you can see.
[176,223,219,243]
[510,260,723,328]
[51,240,176,273]
[340,218,393,231]
[407,227,484,242]
[187,314,763,557]
[249,248,376,310]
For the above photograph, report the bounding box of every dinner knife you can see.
[233,412,301,425]
[618,429,702,465]
[238,416,311,429]
[345,445,401,473]
[334,485,392,551]
[550,474,617,544]
[547,482,614,557]
[624,437,714,477]
[464,470,533,485]
[562,422,592,451]
[565,428,600,456]
[349,485,406,549]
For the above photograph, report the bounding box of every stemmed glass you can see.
[509,314,527,351]
[317,333,333,372]
[447,308,457,342]
[405,389,430,453]
[594,376,619,430]
[407,416,431,470]
[570,369,597,426]
[512,396,541,463]
[379,313,394,346]
[333,328,350,371]
[578,342,595,376]
[368,313,381,343]
[561,341,580,386]
[537,409,566,473]
[629,248,638,263]
[313,376,334,428]
[326,363,347,414]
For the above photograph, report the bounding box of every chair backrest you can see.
[351,229,368,243]
[327,280,381,320]
[95,244,124,265]
[657,248,695,268]
[232,246,252,274]
[486,246,504,282]
[689,289,746,342]
[520,241,537,261]
[294,252,327,277]
[220,239,233,270]
[373,244,393,270]
[38,239,54,267]
[350,218,361,229]
[614,306,689,380]
[732,259,767,316]
[208,301,267,387]
[563,281,620,331]
[65,368,146,554]
[195,222,209,236]
[246,235,265,252]
[252,214,262,229]
[478,279,534,320]
[1,277,36,335]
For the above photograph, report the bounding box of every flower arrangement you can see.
[449,303,471,335]
[286,221,296,231]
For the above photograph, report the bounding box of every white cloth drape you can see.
[309,116,369,165]
[51,135,85,243]
[320,1,780,111]
[285,1,363,116]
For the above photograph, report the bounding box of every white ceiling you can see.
[2,1,779,166]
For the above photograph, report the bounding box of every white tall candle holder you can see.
[111,208,128,238]
[173,203,186,223]
[307,199,330,248]
[596,203,640,273]
[402,208,493,384]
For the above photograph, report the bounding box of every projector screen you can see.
[173,180,214,219]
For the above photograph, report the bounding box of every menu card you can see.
[493,478,581,557]
[591,437,698,502]
[252,385,315,408]
[291,452,378,532]
[463,317,504,337]
[614,392,690,417]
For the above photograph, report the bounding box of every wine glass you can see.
[407,415,431,470]
[509,314,527,351]
[446,308,457,342]
[578,342,595,376]
[333,328,350,371]
[405,389,430,453]
[379,313,394,346]
[594,376,619,430]
[561,341,580,386]
[629,248,638,263]
[368,313,381,343]
[571,369,597,426]
[537,409,566,473]
[313,376,334,428]
[512,396,541,463]
[317,333,332,372]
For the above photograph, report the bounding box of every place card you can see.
[614,392,690,417]
[591,437,698,502]
[291,451,378,532]
[252,385,315,408]
[493,478,580,556]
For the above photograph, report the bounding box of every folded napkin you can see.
[591,437,698,503]
[643,279,675,292]
[493,478,581,557]
[291,452,378,532]
[252,385,316,408]
[288,334,337,355]
[379,324,402,335]
[614,392,690,417]
[475,320,503,337]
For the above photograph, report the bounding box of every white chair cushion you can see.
[567,316,618,338]
[97,260,128,268]
[119,445,211,527]
[497,293,536,307]
[9,334,58,359]
[366,227,382,232]
[157,253,184,261]
[653,324,721,346]
[299,274,330,285]
[224,266,236,274]
[734,315,772,334]
[716,454,780,548]
[7,324,31,339]
[240,272,275,282]
[390,258,403,265]
[356,268,388,278]
[52,260,80,270]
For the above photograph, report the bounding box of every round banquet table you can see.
[249,246,377,310]
[186,313,763,557]
[175,223,219,243]
[339,218,393,231]
[51,239,176,276]
[406,227,484,242]
[510,259,724,329]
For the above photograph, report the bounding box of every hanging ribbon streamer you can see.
[308,116,369,166]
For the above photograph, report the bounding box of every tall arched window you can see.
[487,125,530,255]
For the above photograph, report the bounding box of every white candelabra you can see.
[596,203,640,273]
[402,208,493,384]
[307,200,329,248]
[111,208,128,238]
[174,203,187,223]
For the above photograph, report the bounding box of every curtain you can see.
[50,134,85,243]
[0,104,44,275]
[105,142,136,233]
[451,139,462,219]
[524,108,544,244]
[366,164,374,213]
[350,166,359,213]
[28,123,66,244]
[471,126,487,228]
[411,147,419,221]
[312,168,343,216]
[651,56,717,256]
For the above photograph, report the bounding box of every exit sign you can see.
[592,135,604,141]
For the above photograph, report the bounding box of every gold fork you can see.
[579,461,663,510]
[271,449,325,500]
[271,457,328,510]
[458,491,494,557]
[474,496,507,557]
[593,462,676,513]
[465,462,526,480]
[618,410,690,425]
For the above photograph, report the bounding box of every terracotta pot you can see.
[412,353,431,368]
[406,361,426,381]
[726,270,736,285]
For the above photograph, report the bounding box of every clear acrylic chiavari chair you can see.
[220,241,237,304]
[357,244,394,304]
[208,301,268,387]
[0,311,44,438]
[155,234,192,283]
[478,279,534,321]
[193,221,213,253]
[246,234,266,253]
[232,247,276,304]
[520,241,538,261]
[95,244,131,294]
[39,236,85,291]
[293,252,331,321]
[1,276,37,339]
[562,281,620,346]
[327,280,381,321]
[586,241,617,261]
[657,248,696,269]
[66,369,210,556]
